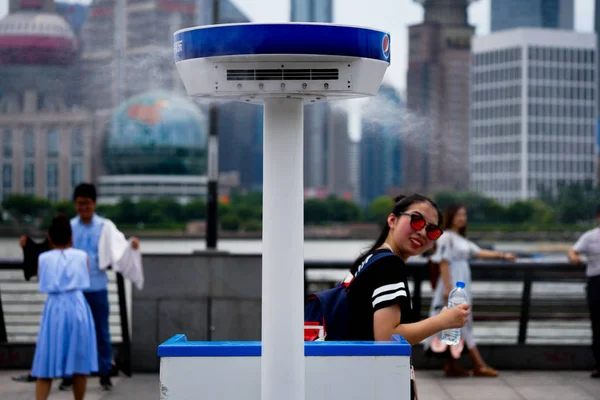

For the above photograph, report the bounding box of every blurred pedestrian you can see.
[568,205,600,379]
[424,204,516,377]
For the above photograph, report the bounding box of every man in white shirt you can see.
[568,206,600,379]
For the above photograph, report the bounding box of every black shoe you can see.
[591,369,600,378]
[11,374,36,383]
[59,378,73,391]
[100,375,113,391]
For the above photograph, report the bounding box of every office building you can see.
[290,0,332,23]
[406,0,476,193]
[326,107,352,199]
[359,85,403,206]
[0,0,94,202]
[491,0,574,32]
[290,0,334,190]
[470,28,597,204]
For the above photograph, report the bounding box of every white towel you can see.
[97,218,144,291]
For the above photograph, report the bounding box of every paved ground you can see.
[416,370,600,400]
[1,370,599,399]
[0,371,158,400]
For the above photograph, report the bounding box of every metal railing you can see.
[0,255,590,370]
[304,259,589,345]
[0,259,132,375]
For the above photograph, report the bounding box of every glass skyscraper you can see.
[290,0,332,23]
[491,0,573,32]
[290,0,334,190]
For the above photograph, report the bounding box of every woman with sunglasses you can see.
[345,194,471,400]
[424,203,516,378]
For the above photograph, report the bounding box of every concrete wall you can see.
[132,252,262,372]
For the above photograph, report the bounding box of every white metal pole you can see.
[261,97,305,400]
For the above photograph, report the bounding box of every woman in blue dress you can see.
[31,215,98,400]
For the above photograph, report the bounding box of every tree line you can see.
[1,182,599,232]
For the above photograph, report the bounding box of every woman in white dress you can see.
[425,204,516,377]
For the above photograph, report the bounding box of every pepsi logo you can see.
[382,34,390,59]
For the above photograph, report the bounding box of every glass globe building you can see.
[97,91,223,204]
[104,91,207,175]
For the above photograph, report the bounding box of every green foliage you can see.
[155,198,186,222]
[7,181,600,233]
[51,201,76,219]
[133,200,158,222]
[551,180,599,224]
[328,197,361,222]
[2,195,51,227]
[505,200,556,225]
[183,199,207,220]
[40,201,77,229]
[304,197,362,225]
[114,198,137,224]
[433,183,599,228]
[218,201,232,219]
[368,196,395,226]
[242,219,262,232]
[236,205,255,221]
[221,214,241,231]
[304,199,329,225]
[434,191,506,223]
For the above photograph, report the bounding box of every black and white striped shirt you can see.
[346,249,413,341]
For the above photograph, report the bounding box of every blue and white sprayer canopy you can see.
[173,23,391,105]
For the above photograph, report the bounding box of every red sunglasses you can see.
[398,212,443,240]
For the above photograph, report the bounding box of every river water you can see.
[0,237,573,262]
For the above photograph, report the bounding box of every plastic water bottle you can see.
[442,281,468,345]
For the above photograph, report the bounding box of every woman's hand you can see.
[502,252,517,261]
[437,303,471,329]
[568,250,583,264]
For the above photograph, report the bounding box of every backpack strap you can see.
[341,250,397,288]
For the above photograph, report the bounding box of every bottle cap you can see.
[456,281,465,288]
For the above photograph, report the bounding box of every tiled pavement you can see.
[415,370,600,400]
[1,369,599,399]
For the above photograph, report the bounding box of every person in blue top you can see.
[16,183,140,391]
[31,214,98,400]
[63,183,140,390]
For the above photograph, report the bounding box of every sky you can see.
[0,0,595,93]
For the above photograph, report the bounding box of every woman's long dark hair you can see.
[442,203,467,237]
[350,193,442,274]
